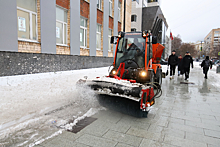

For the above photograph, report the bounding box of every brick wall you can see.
[56,46,70,55]
[109,17,113,30]
[80,0,89,19]
[56,0,69,9]
[80,48,89,56]
[97,50,103,56]
[108,52,113,57]
[118,22,122,32]
[97,9,103,25]
[121,0,131,32]
[16,0,130,58]
[125,0,131,32]
[18,41,41,53]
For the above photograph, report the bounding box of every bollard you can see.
[217,65,220,73]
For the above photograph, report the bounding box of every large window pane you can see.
[17,0,36,12]
[80,18,87,47]
[56,22,63,44]
[97,0,101,9]
[56,7,67,22]
[96,34,101,49]
[109,1,112,16]
[64,24,67,44]
[108,37,111,50]
[118,2,121,21]
[85,19,87,27]
[32,14,36,40]
[108,29,112,51]
[80,18,84,26]
[80,29,84,46]
[17,9,30,39]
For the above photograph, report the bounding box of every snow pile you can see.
[0,67,110,146]
[87,76,142,87]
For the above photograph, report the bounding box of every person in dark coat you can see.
[168,50,178,79]
[178,55,183,76]
[182,51,193,80]
[201,56,212,79]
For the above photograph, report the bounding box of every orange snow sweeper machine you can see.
[79,31,165,117]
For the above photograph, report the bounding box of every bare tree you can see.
[179,43,196,58]
[171,35,182,56]
[212,44,220,58]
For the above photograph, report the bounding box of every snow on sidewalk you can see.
[0,67,109,131]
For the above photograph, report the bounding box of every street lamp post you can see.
[123,0,126,32]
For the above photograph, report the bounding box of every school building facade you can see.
[0,0,132,57]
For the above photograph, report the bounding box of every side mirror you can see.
[110,36,114,44]
[152,36,157,44]
[110,36,117,44]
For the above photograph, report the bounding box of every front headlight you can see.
[140,70,147,77]
[112,70,117,75]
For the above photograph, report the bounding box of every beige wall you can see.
[121,0,132,32]
[204,28,220,54]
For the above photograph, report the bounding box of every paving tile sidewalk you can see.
[38,66,220,147]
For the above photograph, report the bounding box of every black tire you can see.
[150,70,155,84]
[155,68,162,88]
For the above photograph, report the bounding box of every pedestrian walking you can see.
[168,50,178,79]
[182,51,193,80]
[201,56,212,79]
[178,55,183,76]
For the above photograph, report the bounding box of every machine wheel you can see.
[150,70,155,84]
[155,68,162,88]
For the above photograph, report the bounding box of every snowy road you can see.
[1,62,220,146]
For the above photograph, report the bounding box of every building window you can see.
[132,0,139,3]
[96,24,102,50]
[109,0,112,16]
[108,29,113,51]
[131,15,137,22]
[97,0,102,10]
[80,17,87,48]
[17,0,37,40]
[118,1,121,21]
[214,31,219,37]
[131,28,136,32]
[56,7,67,45]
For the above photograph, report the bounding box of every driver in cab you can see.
[118,38,144,68]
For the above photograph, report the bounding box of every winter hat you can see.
[206,56,209,60]
[172,50,176,52]
[186,51,189,53]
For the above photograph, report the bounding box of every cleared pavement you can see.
[36,63,220,147]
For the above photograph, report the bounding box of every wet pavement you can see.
[32,65,220,147]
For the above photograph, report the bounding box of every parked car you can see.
[214,60,219,65]
[211,58,218,64]
[160,59,168,65]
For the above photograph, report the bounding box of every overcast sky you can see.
[160,0,220,43]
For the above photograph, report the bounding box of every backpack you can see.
[204,60,210,68]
